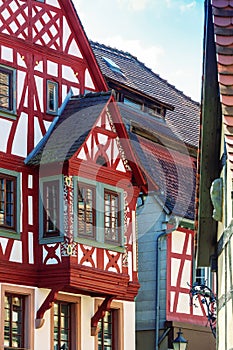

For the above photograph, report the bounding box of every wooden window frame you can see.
[0,285,34,350]
[51,294,81,350]
[42,179,60,238]
[77,182,96,239]
[0,67,13,111]
[74,177,124,251]
[104,189,121,245]
[47,80,58,114]
[0,174,17,231]
[95,299,124,350]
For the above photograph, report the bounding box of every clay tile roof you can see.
[212,0,233,164]
[129,133,196,220]
[91,41,200,148]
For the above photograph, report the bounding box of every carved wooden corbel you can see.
[91,295,115,336]
[35,287,60,329]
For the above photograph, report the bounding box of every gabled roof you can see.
[26,92,112,165]
[60,1,107,91]
[91,41,200,148]
[26,91,196,220]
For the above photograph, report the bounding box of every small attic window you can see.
[102,56,125,77]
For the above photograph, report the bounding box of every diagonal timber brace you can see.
[91,295,115,336]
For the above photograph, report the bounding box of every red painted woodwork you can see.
[166,227,208,325]
[0,0,140,302]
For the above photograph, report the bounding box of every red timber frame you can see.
[166,227,208,325]
[34,94,145,301]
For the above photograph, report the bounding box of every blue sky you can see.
[74,0,204,102]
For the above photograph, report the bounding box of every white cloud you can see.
[98,35,164,72]
[180,1,196,12]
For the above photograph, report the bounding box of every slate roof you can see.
[91,41,200,148]
[27,91,196,219]
[212,0,233,167]
[26,92,111,165]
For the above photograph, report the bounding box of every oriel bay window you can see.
[0,174,16,230]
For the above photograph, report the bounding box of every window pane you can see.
[47,81,58,113]
[104,191,120,244]
[4,294,25,348]
[0,175,16,229]
[0,68,12,110]
[53,302,72,350]
[77,183,95,238]
[98,310,114,350]
[43,180,59,237]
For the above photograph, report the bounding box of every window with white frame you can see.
[195,267,212,288]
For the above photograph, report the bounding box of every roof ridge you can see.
[72,90,113,99]
[90,40,200,106]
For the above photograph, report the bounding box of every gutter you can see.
[155,216,179,350]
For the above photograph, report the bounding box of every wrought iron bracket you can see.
[189,282,217,338]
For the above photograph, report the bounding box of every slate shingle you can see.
[91,41,200,148]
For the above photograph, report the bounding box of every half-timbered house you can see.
[0,1,144,349]
[91,42,216,350]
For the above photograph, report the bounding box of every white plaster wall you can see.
[0,287,136,350]
[34,288,51,350]
[81,296,95,349]
[124,301,136,350]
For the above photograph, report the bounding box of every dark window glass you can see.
[53,301,72,350]
[0,174,16,230]
[4,293,25,349]
[0,68,13,111]
[47,81,58,113]
[104,190,120,244]
[43,180,60,237]
[77,183,96,238]
[98,310,114,350]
